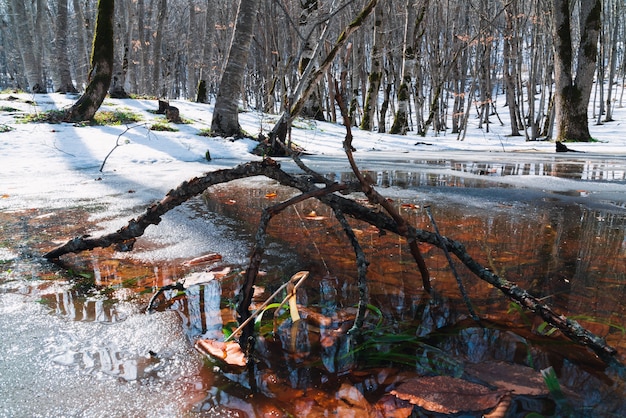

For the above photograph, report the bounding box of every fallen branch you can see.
[44,159,284,259]
[43,159,621,368]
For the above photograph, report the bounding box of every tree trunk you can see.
[389,0,419,135]
[552,0,602,142]
[210,0,261,137]
[360,3,384,131]
[504,3,521,136]
[72,0,91,89]
[152,0,167,97]
[196,0,216,103]
[54,0,78,93]
[65,0,114,122]
[9,0,46,93]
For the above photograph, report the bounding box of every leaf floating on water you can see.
[183,252,223,266]
[390,376,508,414]
[195,339,247,367]
[464,361,549,396]
[182,267,231,288]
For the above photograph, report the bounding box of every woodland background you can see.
[0,0,623,139]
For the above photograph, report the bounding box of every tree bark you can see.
[65,0,115,122]
[210,0,261,138]
[552,0,602,142]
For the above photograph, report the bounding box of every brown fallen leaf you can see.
[182,267,231,288]
[195,339,247,367]
[265,192,278,199]
[390,375,508,414]
[304,210,326,220]
[183,252,223,266]
[464,361,549,396]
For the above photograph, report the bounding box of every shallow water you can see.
[1,157,626,417]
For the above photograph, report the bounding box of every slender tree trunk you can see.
[9,0,45,92]
[55,0,78,93]
[360,3,384,131]
[196,0,216,103]
[389,0,418,135]
[552,0,602,142]
[72,0,91,89]
[504,3,521,136]
[152,0,167,97]
[65,0,115,122]
[603,0,619,122]
[210,0,261,137]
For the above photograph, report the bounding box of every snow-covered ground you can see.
[2,92,625,215]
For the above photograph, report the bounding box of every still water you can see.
[1,156,625,417]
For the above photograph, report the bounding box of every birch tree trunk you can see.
[389,0,418,135]
[65,0,114,122]
[552,0,602,142]
[210,0,261,137]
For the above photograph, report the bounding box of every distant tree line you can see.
[0,0,620,141]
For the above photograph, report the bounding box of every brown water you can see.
[1,167,625,417]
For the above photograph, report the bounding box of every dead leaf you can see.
[464,361,549,396]
[195,339,247,367]
[265,192,278,199]
[390,376,508,414]
[182,267,231,288]
[337,383,372,417]
[374,394,414,418]
[183,252,223,266]
[304,210,326,220]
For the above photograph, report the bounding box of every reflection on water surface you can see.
[1,163,625,416]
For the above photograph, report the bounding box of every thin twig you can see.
[100,123,150,172]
